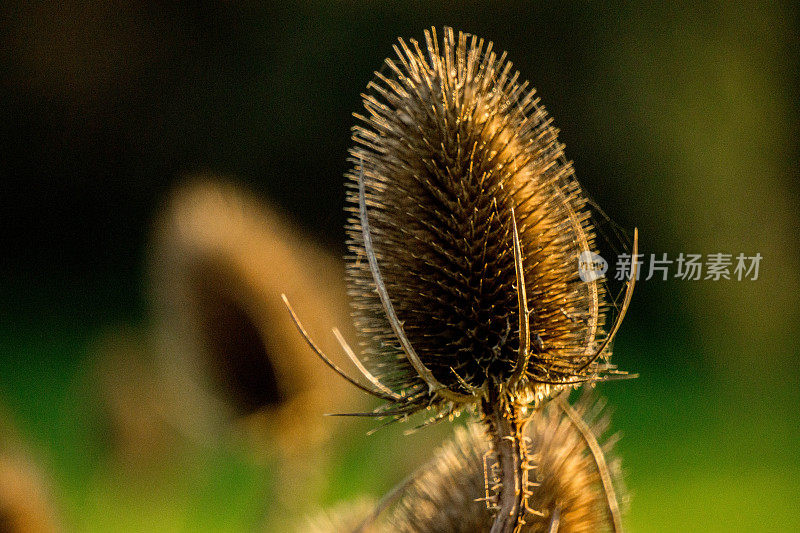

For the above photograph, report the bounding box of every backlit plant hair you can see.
[300,393,624,533]
[388,393,625,533]
[283,27,637,532]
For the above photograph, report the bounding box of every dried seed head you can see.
[151,179,363,449]
[150,179,368,516]
[389,395,624,532]
[345,27,630,414]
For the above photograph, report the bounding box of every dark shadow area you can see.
[192,266,284,416]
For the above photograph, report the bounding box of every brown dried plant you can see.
[148,179,367,520]
[285,27,637,532]
[302,394,623,533]
[150,179,362,452]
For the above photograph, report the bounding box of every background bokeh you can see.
[1,1,798,531]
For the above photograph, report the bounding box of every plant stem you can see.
[484,386,527,533]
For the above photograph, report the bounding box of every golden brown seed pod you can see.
[343,26,636,419]
[389,394,625,533]
[283,27,637,533]
[149,178,363,452]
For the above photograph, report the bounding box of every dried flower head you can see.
[339,26,636,416]
[283,26,637,532]
[389,394,625,533]
[152,179,362,450]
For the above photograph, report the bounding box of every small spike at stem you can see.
[324,407,417,418]
[451,366,480,395]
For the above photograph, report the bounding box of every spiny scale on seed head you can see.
[345,27,616,413]
[390,395,625,532]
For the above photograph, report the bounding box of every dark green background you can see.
[1,2,798,531]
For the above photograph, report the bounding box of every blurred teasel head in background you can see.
[146,179,373,523]
[149,179,363,451]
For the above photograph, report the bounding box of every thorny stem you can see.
[484,386,530,533]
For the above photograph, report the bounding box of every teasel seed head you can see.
[283,26,636,533]
[389,394,625,533]
[150,179,370,516]
[151,178,363,449]
[343,26,637,416]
